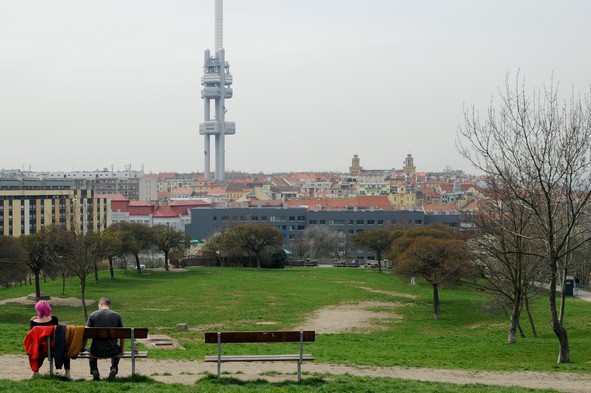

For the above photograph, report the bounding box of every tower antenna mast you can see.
[199,0,235,181]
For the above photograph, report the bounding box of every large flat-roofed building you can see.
[0,179,111,237]
[32,169,144,200]
[185,206,461,246]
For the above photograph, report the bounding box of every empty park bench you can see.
[204,330,315,381]
[46,327,149,376]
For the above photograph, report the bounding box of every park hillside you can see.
[2,266,591,375]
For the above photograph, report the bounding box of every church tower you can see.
[403,154,416,174]
[349,154,362,176]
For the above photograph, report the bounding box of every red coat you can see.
[23,326,55,372]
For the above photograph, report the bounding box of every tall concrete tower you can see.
[200,0,235,181]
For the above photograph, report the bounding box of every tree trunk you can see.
[517,320,526,338]
[109,257,115,280]
[62,272,66,296]
[377,251,382,272]
[134,253,142,273]
[432,283,440,320]
[508,302,519,344]
[549,263,570,363]
[94,260,99,284]
[164,250,169,271]
[558,268,567,324]
[525,293,538,338]
[554,324,570,363]
[80,277,88,322]
[34,269,41,299]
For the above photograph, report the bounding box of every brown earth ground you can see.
[3,286,591,392]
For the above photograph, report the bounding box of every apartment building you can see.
[0,179,110,237]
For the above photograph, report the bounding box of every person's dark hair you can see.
[99,297,112,307]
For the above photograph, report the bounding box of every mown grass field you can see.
[2,266,591,391]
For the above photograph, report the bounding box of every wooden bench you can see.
[204,330,315,382]
[47,327,149,376]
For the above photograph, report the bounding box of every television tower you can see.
[200,0,235,181]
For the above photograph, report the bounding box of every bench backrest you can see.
[83,327,149,340]
[204,331,315,344]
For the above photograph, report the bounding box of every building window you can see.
[309,220,317,224]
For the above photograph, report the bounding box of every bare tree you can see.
[466,190,543,343]
[203,231,226,266]
[352,228,401,271]
[220,224,283,269]
[390,224,470,320]
[108,222,156,273]
[20,226,68,299]
[0,235,28,287]
[458,74,591,363]
[100,228,125,280]
[289,233,311,259]
[153,225,191,271]
[303,226,341,260]
[63,231,105,321]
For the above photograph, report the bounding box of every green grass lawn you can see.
[0,374,560,393]
[2,266,591,391]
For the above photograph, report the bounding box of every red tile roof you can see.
[153,205,178,217]
[460,200,480,212]
[418,187,438,197]
[439,184,454,193]
[422,203,458,213]
[127,200,155,215]
[171,187,193,195]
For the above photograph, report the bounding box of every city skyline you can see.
[2,1,591,174]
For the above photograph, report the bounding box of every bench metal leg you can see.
[131,328,136,375]
[48,335,53,376]
[217,332,221,379]
[298,331,303,382]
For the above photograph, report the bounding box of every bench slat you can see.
[77,351,149,359]
[204,331,315,343]
[84,327,149,339]
[205,354,314,362]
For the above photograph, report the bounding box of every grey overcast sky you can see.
[1,1,591,175]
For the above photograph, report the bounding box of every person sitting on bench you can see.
[28,300,72,379]
[85,297,124,380]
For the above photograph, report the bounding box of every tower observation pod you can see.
[200,0,235,181]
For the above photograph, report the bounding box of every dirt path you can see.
[1,355,590,392]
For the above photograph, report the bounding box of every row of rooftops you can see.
[104,192,475,217]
